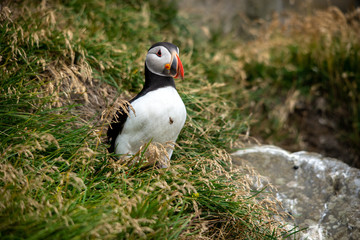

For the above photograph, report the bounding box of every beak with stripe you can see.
[165,50,184,80]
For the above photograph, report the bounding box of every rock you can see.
[232,145,360,240]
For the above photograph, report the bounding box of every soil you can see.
[268,97,360,169]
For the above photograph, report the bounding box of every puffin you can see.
[107,42,186,168]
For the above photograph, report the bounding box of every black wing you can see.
[107,103,130,153]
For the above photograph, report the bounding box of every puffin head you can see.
[145,42,184,80]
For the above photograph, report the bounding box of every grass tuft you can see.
[0,0,298,239]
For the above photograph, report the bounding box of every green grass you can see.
[236,8,360,163]
[0,0,296,239]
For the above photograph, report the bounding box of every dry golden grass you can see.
[229,7,360,164]
[0,1,301,239]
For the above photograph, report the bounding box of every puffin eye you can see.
[156,49,162,57]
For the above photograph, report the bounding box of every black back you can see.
[107,102,130,153]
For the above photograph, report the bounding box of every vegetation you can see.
[0,0,297,239]
[3,0,358,238]
[237,8,360,167]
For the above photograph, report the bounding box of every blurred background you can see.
[178,0,360,168]
[180,0,359,32]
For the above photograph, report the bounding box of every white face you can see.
[145,46,179,77]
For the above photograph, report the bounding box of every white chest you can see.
[115,87,187,154]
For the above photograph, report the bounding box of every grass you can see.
[233,8,360,166]
[0,0,297,239]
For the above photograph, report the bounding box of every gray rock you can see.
[232,145,360,240]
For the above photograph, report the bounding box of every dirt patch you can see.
[286,97,360,169]
[253,95,360,169]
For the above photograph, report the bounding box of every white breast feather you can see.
[114,87,186,156]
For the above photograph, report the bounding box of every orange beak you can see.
[168,52,184,80]
[174,54,184,80]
